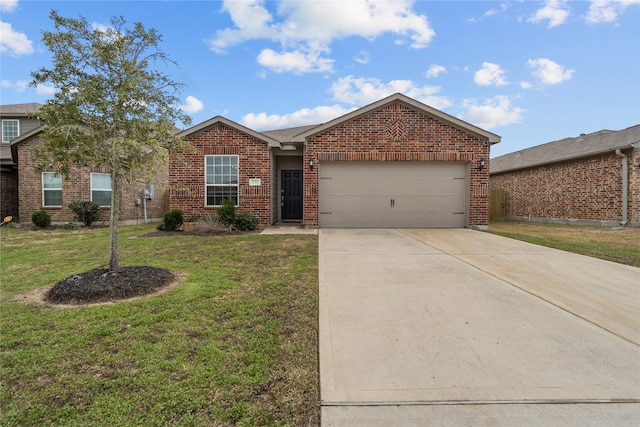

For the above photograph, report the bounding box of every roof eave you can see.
[292,93,501,144]
[176,116,282,148]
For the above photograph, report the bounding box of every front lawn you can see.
[487,221,640,267]
[0,224,319,426]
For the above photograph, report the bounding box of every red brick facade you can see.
[490,148,639,226]
[16,134,168,225]
[302,102,491,228]
[169,122,272,225]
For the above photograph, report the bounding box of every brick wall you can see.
[169,122,272,226]
[1,170,18,220]
[17,134,168,225]
[490,148,639,225]
[302,101,491,228]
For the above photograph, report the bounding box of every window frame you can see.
[204,155,240,207]
[2,119,19,143]
[90,172,112,207]
[42,172,63,207]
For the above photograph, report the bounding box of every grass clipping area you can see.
[487,221,640,267]
[0,225,319,426]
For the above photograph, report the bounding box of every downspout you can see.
[614,149,628,226]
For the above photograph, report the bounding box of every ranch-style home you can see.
[490,125,640,227]
[169,93,500,229]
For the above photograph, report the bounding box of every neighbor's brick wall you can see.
[1,169,18,220]
[17,135,168,224]
[169,122,272,227]
[490,149,639,225]
[303,101,491,228]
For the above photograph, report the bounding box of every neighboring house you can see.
[1,103,42,220]
[490,125,640,226]
[170,93,500,229]
[10,125,169,225]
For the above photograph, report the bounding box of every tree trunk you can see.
[109,172,120,271]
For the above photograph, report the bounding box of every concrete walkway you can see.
[319,229,640,426]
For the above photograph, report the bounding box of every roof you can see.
[292,93,501,144]
[261,124,319,143]
[0,103,42,116]
[491,124,640,175]
[176,116,282,148]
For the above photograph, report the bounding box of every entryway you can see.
[281,169,302,220]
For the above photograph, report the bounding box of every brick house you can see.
[1,103,42,221]
[490,125,640,226]
[10,125,169,225]
[170,93,500,229]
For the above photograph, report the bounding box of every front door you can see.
[281,170,303,220]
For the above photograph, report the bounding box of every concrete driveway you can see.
[319,229,640,426]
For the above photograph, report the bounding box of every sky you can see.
[1,0,639,158]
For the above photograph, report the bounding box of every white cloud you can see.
[484,2,510,17]
[0,0,18,13]
[520,81,533,90]
[257,48,334,74]
[459,96,525,129]
[528,0,570,27]
[425,64,446,79]
[209,0,435,74]
[0,21,33,55]
[527,58,574,85]
[330,75,451,110]
[585,0,640,23]
[354,51,370,65]
[2,79,55,95]
[180,96,204,114]
[474,62,508,87]
[242,104,354,130]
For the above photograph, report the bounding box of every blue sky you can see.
[1,0,639,157]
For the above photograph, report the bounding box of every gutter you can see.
[614,149,628,226]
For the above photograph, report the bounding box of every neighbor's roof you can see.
[491,124,640,175]
[0,103,42,116]
[292,93,502,144]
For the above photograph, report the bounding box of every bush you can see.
[158,209,184,231]
[32,210,51,228]
[217,198,236,226]
[63,222,81,230]
[69,201,100,226]
[234,212,258,231]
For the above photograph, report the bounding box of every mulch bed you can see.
[45,266,176,305]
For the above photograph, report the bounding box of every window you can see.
[91,173,112,206]
[42,172,62,207]
[2,120,19,143]
[205,155,239,206]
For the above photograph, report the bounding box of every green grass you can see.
[0,224,319,426]
[487,221,640,267]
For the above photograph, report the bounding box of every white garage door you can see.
[319,162,468,228]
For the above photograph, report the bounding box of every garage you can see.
[319,162,468,228]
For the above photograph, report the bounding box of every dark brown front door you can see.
[281,170,303,220]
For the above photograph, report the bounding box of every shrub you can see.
[63,222,81,230]
[217,198,236,226]
[32,210,51,228]
[69,201,100,226]
[234,212,258,231]
[194,213,230,232]
[159,209,184,231]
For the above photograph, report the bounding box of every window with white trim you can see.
[205,155,238,206]
[91,173,112,206]
[2,120,19,143]
[42,172,62,207]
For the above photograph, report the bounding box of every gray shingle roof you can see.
[261,124,320,143]
[0,103,42,116]
[490,124,640,175]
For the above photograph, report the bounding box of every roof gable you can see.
[291,93,501,144]
[176,116,282,148]
[491,124,640,174]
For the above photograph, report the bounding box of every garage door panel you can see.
[319,162,468,228]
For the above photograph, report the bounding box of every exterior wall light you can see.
[478,158,485,171]
[310,157,316,170]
